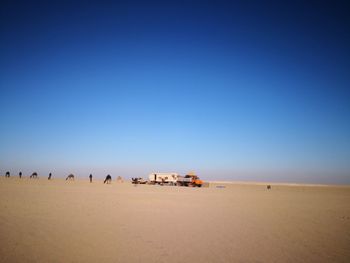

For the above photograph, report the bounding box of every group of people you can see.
[2,171,114,184]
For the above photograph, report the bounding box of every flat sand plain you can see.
[0,177,349,263]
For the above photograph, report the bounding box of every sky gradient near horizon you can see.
[1,0,350,183]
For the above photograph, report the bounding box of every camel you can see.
[5,171,10,178]
[104,174,112,184]
[267,185,271,190]
[30,172,38,179]
[116,176,123,183]
[66,174,74,181]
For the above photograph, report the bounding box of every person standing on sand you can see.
[19,171,22,179]
[48,173,52,180]
[89,174,93,183]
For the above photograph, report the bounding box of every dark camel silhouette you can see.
[104,174,112,184]
[30,172,38,179]
[5,171,10,178]
[66,174,74,181]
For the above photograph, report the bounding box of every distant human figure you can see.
[66,174,74,181]
[104,174,112,184]
[19,171,22,179]
[48,173,52,180]
[5,171,10,178]
[30,172,38,179]
[267,185,271,190]
[89,174,93,183]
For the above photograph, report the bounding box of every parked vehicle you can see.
[131,177,147,184]
[148,173,179,185]
[176,172,203,187]
[146,172,203,187]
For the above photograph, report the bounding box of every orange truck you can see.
[176,173,203,187]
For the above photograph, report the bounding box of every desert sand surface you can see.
[0,177,349,263]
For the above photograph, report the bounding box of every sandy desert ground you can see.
[0,177,349,263]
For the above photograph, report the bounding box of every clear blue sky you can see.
[1,0,350,183]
